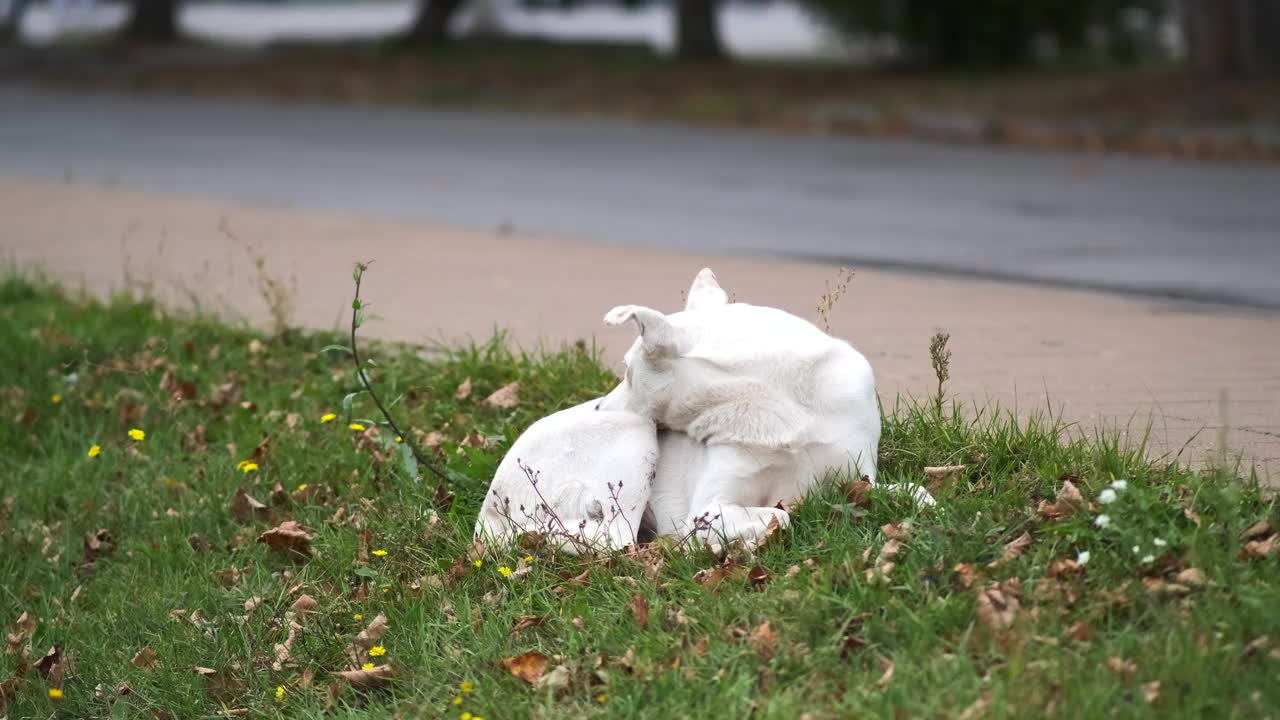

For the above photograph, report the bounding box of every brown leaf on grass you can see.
[749,621,777,660]
[628,593,650,630]
[1037,479,1085,519]
[537,664,571,691]
[356,527,372,565]
[843,477,873,506]
[875,656,894,688]
[757,513,785,549]
[1242,520,1273,541]
[188,533,210,553]
[694,562,744,591]
[33,646,60,677]
[270,483,290,507]
[256,521,313,561]
[291,483,324,504]
[1066,621,1093,643]
[5,612,36,658]
[1105,656,1137,678]
[880,522,912,542]
[957,692,992,720]
[954,563,979,589]
[1182,506,1202,526]
[1,664,26,709]
[975,583,1021,631]
[1142,680,1161,704]
[511,616,545,634]
[1175,568,1206,587]
[1241,534,1278,560]
[501,651,549,684]
[344,613,388,665]
[186,424,209,452]
[332,664,393,689]
[131,646,158,670]
[285,413,301,430]
[483,382,520,409]
[747,566,772,590]
[249,434,271,466]
[1048,558,1085,578]
[83,528,114,565]
[866,539,902,583]
[290,595,318,614]
[989,531,1032,568]
[1142,577,1191,596]
[923,465,966,495]
[232,489,271,525]
[454,378,472,400]
[216,567,242,588]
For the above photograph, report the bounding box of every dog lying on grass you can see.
[476,268,927,553]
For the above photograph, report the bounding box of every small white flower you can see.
[1132,545,1141,554]
[1110,479,1128,491]
[1141,554,1155,564]
[1098,488,1118,505]
[1076,550,1091,566]
[1153,538,1168,548]
[1094,514,1112,528]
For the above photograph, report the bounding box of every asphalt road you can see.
[3,85,1279,308]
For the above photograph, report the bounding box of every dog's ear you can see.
[604,305,690,357]
[685,267,728,311]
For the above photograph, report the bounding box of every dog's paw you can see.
[603,305,638,327]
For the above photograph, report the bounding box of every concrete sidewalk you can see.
[4,176,1278,475]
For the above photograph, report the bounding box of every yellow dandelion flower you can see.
[523,596,531,604]
[349,423,366,431]
[320,412,337,423]
[461,713,472,720]
[296,483,308,491]
[373,549,388,557]
[498,566,512,577]
[87,444,101,458]
[51,394,62,404]
[275,686,285,701]
[452,695,463,706]
[523,555,533,563]
[353,613,363,620]
[473,559,482,568]
[395,435,403,443]
[597,694,607,703]
[368,646,386,657]
[382,587,389,594]
[237,460,259,473]
[48,688,63,699]
[460,681,474,694]
[127,428,145,441]
[362,662,375,671]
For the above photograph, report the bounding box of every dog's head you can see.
[596,268,726,419]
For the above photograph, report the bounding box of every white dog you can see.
[474,398,656,552]
[600,268,884,546]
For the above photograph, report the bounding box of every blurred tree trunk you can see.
[124,0,178,43]
[403,0,467,45]
[1185,0,1278,77]
[0,0,32,43]
[675,0,724,61]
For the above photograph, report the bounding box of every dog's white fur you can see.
[600,268,883,546]
[474,398,656,552]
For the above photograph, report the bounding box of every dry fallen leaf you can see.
[291,594,318,614]
[345,613,388,665]
[256,521,313,561]
[536,664,571,691]
[749,621,777,660]
[1242,520,1273,541]
[1066,621,1093,643]
[131,646,158,670]
[880,522,912,542]
[511,616,545,633]
[1037,479,1085,519]
[875,656,894,688]
[628,593,650,630]
[866,539,902,584]
[501,651,549,684]
[483,382,520,409]
[232,489,271,525]
[975,583,1020,631]
[1142,577,1191,597]
[194,664,244,703]
[923,465,966,495]
[1048,557,1084,578]
[454,378,472,400]
[747,566,772,590]
[958,692,992,720]
[1106,656,1137,678]
[989,531,1032,568]
[954,563,979,589]
[843,477,873,507]
[1241,534,1278,560]
[1141,680,1161,704]
[1175,568,1206,587]
[332,664,393,689]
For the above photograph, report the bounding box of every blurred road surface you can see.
[2,85,1280,308]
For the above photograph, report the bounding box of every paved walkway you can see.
[4,177,1277,476]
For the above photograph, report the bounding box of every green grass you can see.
[1,275,1278,719]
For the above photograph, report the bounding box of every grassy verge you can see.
[1,275,1277,719]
